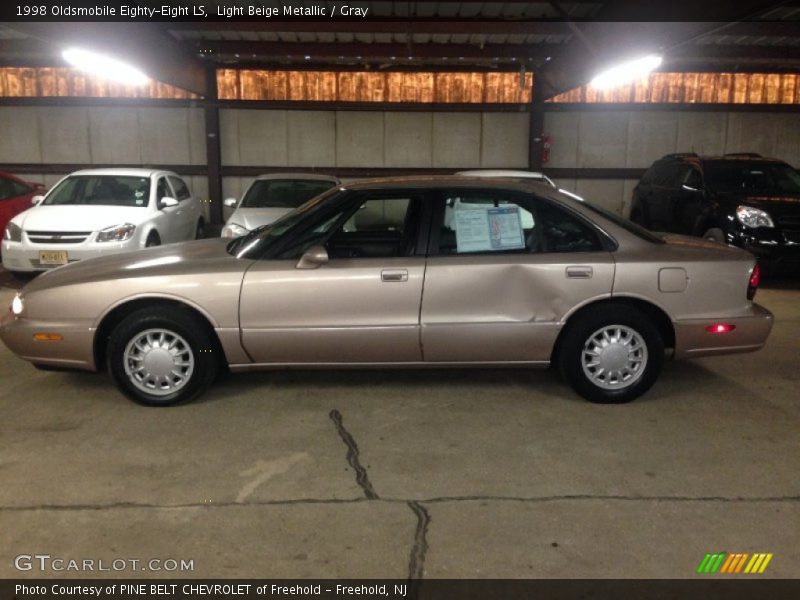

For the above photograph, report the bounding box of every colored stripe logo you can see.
[697,552,773,574]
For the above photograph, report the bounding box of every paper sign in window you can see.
[455,205,525,253]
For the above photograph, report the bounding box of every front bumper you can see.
[2,238,139,272]
[673,303,774,359]
[728,226,800,267]
[0,309,96,370]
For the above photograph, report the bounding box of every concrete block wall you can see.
[544,109,800,215]
[219,109,531,201]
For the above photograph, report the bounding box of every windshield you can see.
[704,161,800,195]
[240,179,337,209]
[227,187,344,257]
[44,175,151,207]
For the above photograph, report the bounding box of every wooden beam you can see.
[4,23,207,96]
[197,41,553,61]
[167,21,572,35]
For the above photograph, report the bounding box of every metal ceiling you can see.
[1,1,799,98]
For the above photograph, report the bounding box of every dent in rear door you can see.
[420,191,615,363]
[421,253,614,362]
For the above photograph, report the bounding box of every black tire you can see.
[10,271,37,280]
[702,227,726,244]
[195,219,205,240]
[145,232,161,247]
[107,306,219,406]
[557,304,664,404]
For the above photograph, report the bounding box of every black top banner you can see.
[0,0,790,22]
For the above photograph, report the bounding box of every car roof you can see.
[342,175,559,195]
[455,169,548,179]
[68,168,174,177]
[253,173,340,182]
[658,153,786,165]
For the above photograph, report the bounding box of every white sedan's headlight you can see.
[11,294,24,316]
[3,222,22,242]
[96,223,136,242]
[736,206,774,229]
[221,223,248,238]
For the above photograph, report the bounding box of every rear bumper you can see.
[0,310,96,370]
[673,303,774,359]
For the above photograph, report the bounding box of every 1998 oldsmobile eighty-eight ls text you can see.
[1,177,773,406]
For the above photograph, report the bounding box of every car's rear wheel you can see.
[107,307,218,406]
[195,219,205,239]
[557,305,664,404]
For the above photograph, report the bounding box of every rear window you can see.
[580,202,665,244]
[44,176,151,207]
[240,179,337,209]
[704,161,800,195]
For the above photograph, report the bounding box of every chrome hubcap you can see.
[123,328,194,397]
[581,325,648,390]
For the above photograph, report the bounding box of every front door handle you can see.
[381,269,408,283]
[566,266,593,279]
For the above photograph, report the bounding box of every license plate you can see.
[39,251,68,266]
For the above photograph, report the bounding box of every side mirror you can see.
[223,197,238,208]
[159,196,179,209]
[31,195,44,206]
[296,245,328,269]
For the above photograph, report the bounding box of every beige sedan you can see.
[1,177,773,406]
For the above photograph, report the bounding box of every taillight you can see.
[747,263,760,300]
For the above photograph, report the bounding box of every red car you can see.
[0,171,44,256]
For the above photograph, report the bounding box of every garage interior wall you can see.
[0,105,212,222]
[3,102,799,221]
[218,109,531,201]
[544,109,800,216]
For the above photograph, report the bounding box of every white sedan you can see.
[2,169,204,275]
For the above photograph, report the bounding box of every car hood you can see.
[228,207,292,231]
[718,192,800,215]
[14,205,149,232]
[24,238,239,293]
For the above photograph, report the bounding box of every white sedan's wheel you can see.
[123,328,195,397]
[581,325,648,390]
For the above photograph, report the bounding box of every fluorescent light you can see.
[590,54,662,90]
[62,48,149,86]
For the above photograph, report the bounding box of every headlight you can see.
[96,223,136,242]
[3,222,22,242]
[221,223,248,238]
[11,294,24,316]
[736,206,774,229]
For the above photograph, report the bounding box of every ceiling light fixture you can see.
[62,48,149,86]
[590,54,662,90]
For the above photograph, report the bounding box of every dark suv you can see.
[631,153,800,268]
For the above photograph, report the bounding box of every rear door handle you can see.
[381,269,408,283]
[566,266,593,279]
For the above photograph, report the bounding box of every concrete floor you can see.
[0,268,798,579]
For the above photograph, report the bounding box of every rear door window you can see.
[438,192,602,255]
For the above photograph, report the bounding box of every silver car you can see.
[1,177,772,406]
[221,173,339,238]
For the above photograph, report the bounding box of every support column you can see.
[528,72,546,171]
[204,66,223,226]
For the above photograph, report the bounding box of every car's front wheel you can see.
[107,306,218,406]
[557,304,664,404]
